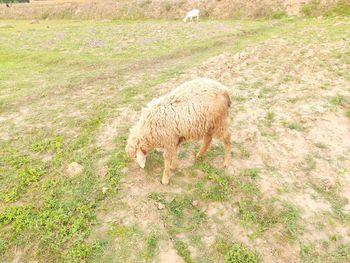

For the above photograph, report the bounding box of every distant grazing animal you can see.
[6,3,10,7]
[183,8,200,23]
[125,78,232,185]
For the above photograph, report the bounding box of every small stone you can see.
[30,19,39,24]
[102,187,108,194]
[157,203,165,210]
[66,162,83,177]
[121,167,129,174]
[192,200,199,207]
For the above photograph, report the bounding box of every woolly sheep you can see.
[125,78,232,185]
[183,8,200,23]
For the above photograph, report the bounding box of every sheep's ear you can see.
[136,149,146,169]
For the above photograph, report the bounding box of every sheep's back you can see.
[145,78,230,140]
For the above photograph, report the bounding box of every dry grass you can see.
[0,0,346,20]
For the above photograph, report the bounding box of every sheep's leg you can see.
[162,146,177,185]
[222,131,232,167]
[170,152,178,171]
[197,134,212,157]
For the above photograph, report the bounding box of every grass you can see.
[174,240,193,263]
[280,203,300,240]
[225,243,260,263]
[302,0,350,17]
[282,120,305,132]
[1,16,350,262]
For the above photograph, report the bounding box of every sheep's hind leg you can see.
[197,134,212,158]
[162,146,177,185]
[170,153,178,171]
[222,131,231,167]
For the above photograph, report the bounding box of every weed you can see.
[266,111,274,122]
[64,241,93,262]
[240,168,260,179]
[271,11,287,19]
[310,181,349,223]
[30,135,64,153]
[238,199,279,235]
[282,120,305,131]
[280,203,299,239]
[315,143,327,149]
[299,155,316,172]
[143,234,158,259]
[300,242,319,262]
[330,243,350,262]
[346,109,350,118]
[174,240,193,263]
[225,243,260,263]
[194,162,231,201]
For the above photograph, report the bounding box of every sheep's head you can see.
[125,128,148,169]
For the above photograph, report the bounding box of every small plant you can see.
[330,243,350,262]
[238,199,279,234]
[300,242,319,262]
[271,11,287,19]
[346,109,350,118]
[266,112,274,122]
[143,234,158,259]
[225,243,260,263]
[280,203,299,239]
[282,120,305,132]
[241,168,259,179]
[315,143,327,149]
[329,95,344,106]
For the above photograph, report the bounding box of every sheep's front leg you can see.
[223,131,231,167]
[162,146,177,185]
[197,134,212,158]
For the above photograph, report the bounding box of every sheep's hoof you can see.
[196,153,204,159]
[161,177,170,185]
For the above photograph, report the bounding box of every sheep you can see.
[125,78,232,185]
[183,8,200,23]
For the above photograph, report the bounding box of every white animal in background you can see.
[183,8,200,23]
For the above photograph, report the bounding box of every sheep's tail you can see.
[223,91,231,108]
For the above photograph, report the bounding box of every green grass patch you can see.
[282,120,305,132]
[271,11,288,19]
[240,168,260,179]
[225,243,260,263]
[174,240,193,263]
[280,203,300,239]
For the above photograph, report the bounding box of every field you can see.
[0,17,350,262]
